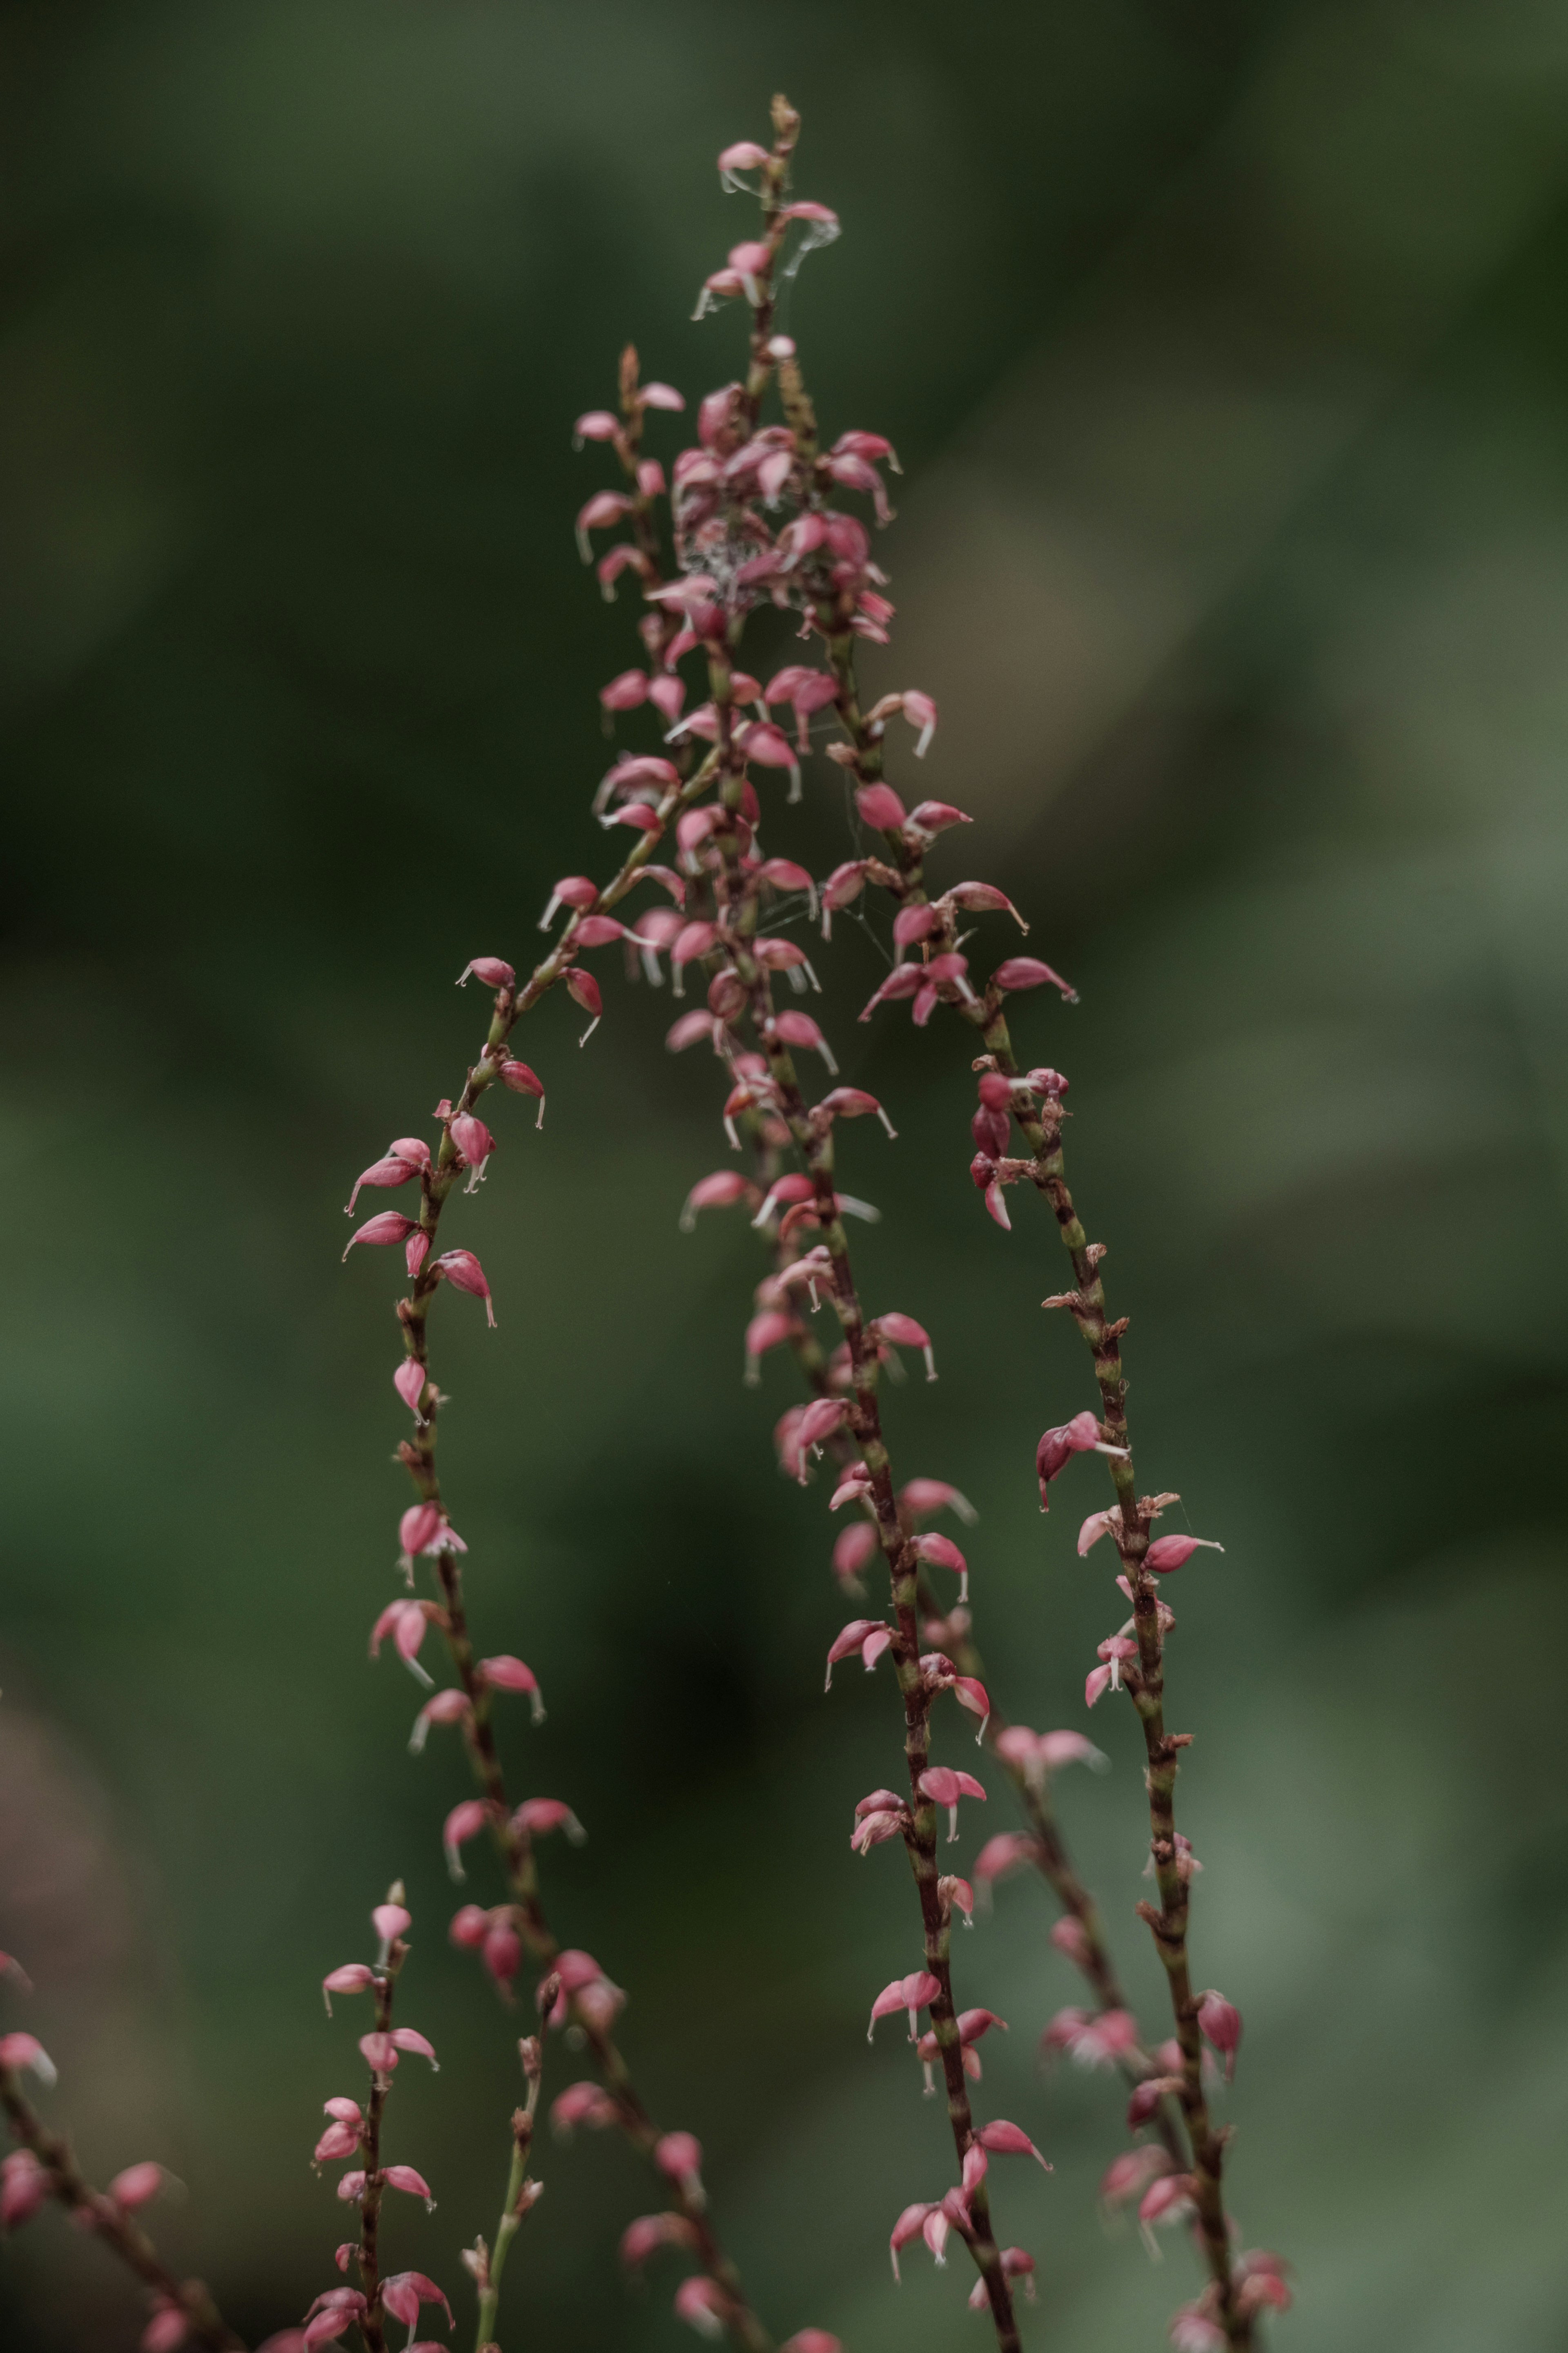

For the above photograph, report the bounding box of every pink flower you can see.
[1100,2146,1173,2211]
[442,1798,493,1881]
[855,782,906,831]
[673,2275,729,2340]
[1196,1989,1243,2077]
[550,2080,621,2134]
[320,1964,374,2016]
[679,1169,757,1232]
[1144,1534,1224,1574]
[456,957,516,990]
[0,2149,50,2229]
[1036,1410,1128,1505]
[430,1248,495,1326]
[619,2211,697,2266]
[141,2306,192,2353]
[654,2131,704,2198]
[831,1521,880,1588]
[1085,1635,1139,1706]
[344,1137,430,1216]
[0,2034,56,2087]
[381,2163,435,2210]
[992,955,1077,1003]
[781,2335,842,2353]
[824,1619,894,1689]
[381,2273,452,2331]
[499,1060,546,1128]
[1169,2307,1226,2352]
[868,1969,942,2043]
[769,1009,837,1073]
[341,1209,419,1264]
[370,1599,441,1688]
[477,1654,546,1724]
[898,1477,977,1525]
[1138,2172,1197,2239]
[1041,2005,1140,2069]
[971,1833,1040,1890]
[917,1765,986,1842]
[717,139,771,176]
[993,1726,1105,1788]
[744,1307,798,1383]
[967,2248,1037,2311]
[511,1798,585,1843]
[911,1530,967,1600]
[871,1311,935,1381]
[973,2118,1051,2170]
[108,2161,165,2211]
[449,1112,497,1188]
[888,2199,940,2282]
[393,1359,428,1418]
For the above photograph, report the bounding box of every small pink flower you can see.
[442,1798,493,1882]
[1036,1410,1128,1505]
[0,2033,56,2087]
[1144,1534,1224,1574]
[679,1169,757,1232]
[831,1521,880,1588]
[888,2199,940,2282]
[868,1969,942,2043]
[550,2080,621,2134]
[769,1008,837,1073]
[1138,2172,1197,2238]
[140,2306,192,2353]
[1169,2308,1227,2353]
[430,1248,495,1326]
[1100,2146,1172,2210]
[974,2118,1051,2170]
[381,2273,453,2332]
[477,1654,546,1724]
[320,1964,374,2016]
[108,2161,165,2211]
[917,1766,986,1842]
[456,956,516,990]
[971,1833,1040,1890]
[1042,2006,1140,2069]
[393,1359,428,1418]
[341,1210,419,1264]
[855,782,907,831]
[992,955,1077,1003]
[911,1530,967,1601]
[1196,1989,1242,2077]
[0,2149,50,2229]
[967,2248,1037,2311]
[1050,1917,1093,1967]
[654,2131,704,2199]
[824,1619,895,1689]
[381,2163,435,2210]
[673,2275,729,2340]
[512,1798,585,1843]
[993,1725,1105,1787]
[344,1137,430,1217]
[1086,1635,1139,1706]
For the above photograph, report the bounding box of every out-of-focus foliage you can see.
[2,2,1565,2347]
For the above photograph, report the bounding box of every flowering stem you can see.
[355,1962,402,2353]
[0,2067,243,2350]
[473,2043,544,2353]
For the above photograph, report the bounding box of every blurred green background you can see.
[2,2,1566,2346]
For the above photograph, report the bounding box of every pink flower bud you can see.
[674,2275,729,2340]
[1196,1990,1242,2076]
[743,1307,797,1383]
[717,140,770,173]
[911,1531,966,1596]
[654,2130,703,2190]
[456,957,515,990]
[858,962,924,1021]
[620,2212,696,2266]
[992,954,1077,1002]
[0,2033,56,2087]
[909,799,971,834]
[431,1248,495,1327]
[1144,1534,1224,1574]
[918,1766,986,1842]
[572,410,619,444]
[576,490,632,561]
[599,668,648,712]
[899,1477,977,1525]
[0,2149,49,2229]
[477,1655,546,1724]
[993,1726,1105,1786]
[1042,2005,1140,2068]
[1170,2308,1227,2353]
[967,2250,1036,2311]
[872,1311,935,1379]
[1100,2146,1174,2210]
[824,1618,894,1690]
[512,1798,584,1843]
[449,1905,490,1951]
[449,1114,496,1181]
[868,1969,942,2042]
[141,2306,192,2353]
[314,2121,361,2162]
[550,2080,621,2134]
[831,1521,879,1588]
[855,782,907,831]
[1050,1917,1093,1967]
[108,2161,164,2210]
[679,1169,755,1231]
[973,2119,1051,2170]
[393,1360,428,1418]
[481,1920,522,1991]
[442,1799,492,1882]
[888,2198,940,2281]
[381,2164,435,2210]
[769,1008,837,1073]
[381,2275,453,2333]
[342,1210,418,1263]
[1140,2172,1197,2232]
[389,2027,438,2070]
[320,1965,375,2016]
[1036,1410,1125,1505]
[972,1833,1039,1890]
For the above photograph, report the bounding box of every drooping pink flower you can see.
[871,1311,935,1381]
[0,2149,50,2229]
[430,1249,495,1326]
[992,954,1077,1003]
[456,957,516,991]
[769,1009,837,1073]
[899,1477,977,1526]
[381,2164,435,2210]
[381,2274,453,2332]
[1100,2145,1172,2209]
[971,1833,1040,1891]
[717,139,771,176]
[824,1619,894,1689]
[888,2199,940,2281]
[108,2161,166,2211]
[344,1137,430,1217]
[673,2275,729,2340]
[511,1798,585,1843]
[320,1964,374,2016]
[967,2248,1037,2311]
[477,1655,546,1724]
[1036,1409,1128,1505]
[1085,1635,1139,1706]
[855,782,907,831]
[1144,1534,1224,1574]
[1196,1989,1243,2077]
[1042,2005,1140,2069]
[653,2131,704,2198]
[917,1766,986,1842]
[831,1520,880,1588]
[442,1798,493,1882]
[867,1969,942,2043]
[550,2080,622,2134]
[993,1726,1105,1787]
[0,2033,56,2089]
[911,1529,968,1601]
[973,2119,1051,2170]
[1138,2172,1197,2236]
[140,2306,192,2353]
[341,1210,419,1265]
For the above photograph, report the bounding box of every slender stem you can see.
[355,1967,396,2353]
[474,2044,543,2353]
[0,2069,244,2350]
